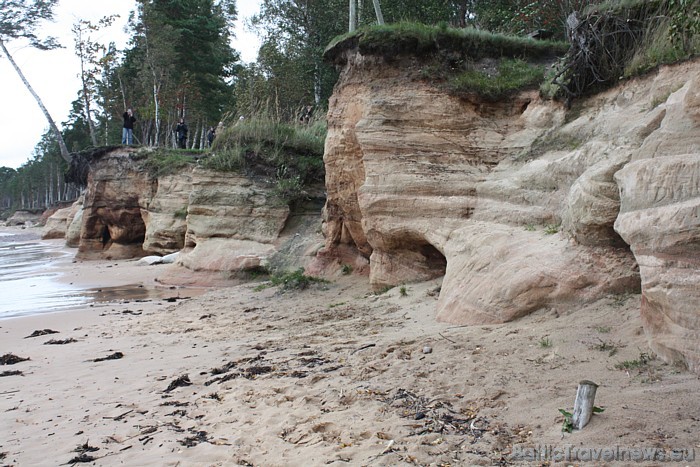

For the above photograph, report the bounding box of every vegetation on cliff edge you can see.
[326,0,699,101]
[203,117,326,204]
[326,22,567,100]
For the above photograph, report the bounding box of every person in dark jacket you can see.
[206,126,215,147]
[175,118,188,149]
[122,108,136,145]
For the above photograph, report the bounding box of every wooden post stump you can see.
[572,380,598,430]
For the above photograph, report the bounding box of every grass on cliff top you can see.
[446,59,545,100]
[325,22,566,100]
[202,117,326,204]
[133,148,202,178]
[325,22,568,64]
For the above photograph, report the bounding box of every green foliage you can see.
[107,0,238,148]
[559,406,605,433]
[544,224,560,235]
[0,131,76,211]
[326,23,565,100]
[559,409,574,433]
[549,0,700,101]
[173,206,188,219]
[200,146,244,172]
[399,285,408,296]
[139,149,197,177]
[205,117,326,204]
[448,59,545,99]
[0,0,61,49]
[326,22,568,63]
[476,0,608,41]
[539,337,553,348]
[268,268,328,291]
[340,264,353,275]
[615,352,653,370]
[624,1,700,78]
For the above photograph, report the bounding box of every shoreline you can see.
[1,234,700,465]
[0,225,209,321]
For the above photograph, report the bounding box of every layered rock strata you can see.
[319,49,700,371]
[68,149,296,280]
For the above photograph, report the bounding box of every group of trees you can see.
[1,0,239,213]
[0,0,626,215]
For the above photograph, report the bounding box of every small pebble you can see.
[422,346,432,354]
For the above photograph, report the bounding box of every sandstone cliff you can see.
[45,51,699,373]
[57,148,322,284]
[316,46,699,372]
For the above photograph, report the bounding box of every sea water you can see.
[0,230,91,319]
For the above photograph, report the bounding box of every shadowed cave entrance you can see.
[372,232,447,289]
[79,207,148,260]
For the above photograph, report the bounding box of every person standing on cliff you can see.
[206,126,216,147]
[122,108,136,145]
[175,118,188,149]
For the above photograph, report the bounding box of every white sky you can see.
[0,0,262,169]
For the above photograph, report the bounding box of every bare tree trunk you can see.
[372,0,384,25]
[0,39,71,163]
[75,27,98,147]
[152,78,160,146]
[117,73,127,111]
[349,0,357,31]
[190,121,200,149]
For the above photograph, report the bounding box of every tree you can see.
[252,0,348,114]
[250,0,460,119]
[72,16,118,147]
[115,0,239,147]
[0,0,71,162]
[471,0,605,40]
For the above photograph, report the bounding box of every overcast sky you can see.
[0,0,262,169]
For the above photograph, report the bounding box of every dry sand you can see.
[1,244,700,466]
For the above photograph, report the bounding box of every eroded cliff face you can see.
[176,170,289,277]
[318,50,700,371]
[77,149,155,260]
[71,149,300,280]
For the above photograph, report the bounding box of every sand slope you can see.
[1,265,699,466]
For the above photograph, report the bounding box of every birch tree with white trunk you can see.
[0,0,71,163]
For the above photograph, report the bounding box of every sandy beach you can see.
[1,239,700,466]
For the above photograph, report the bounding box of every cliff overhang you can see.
[315,34,700,373]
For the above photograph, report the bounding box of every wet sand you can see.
[0,226,201,319]
[1,232,700,466]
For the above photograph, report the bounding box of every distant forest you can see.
[1,0,698,214]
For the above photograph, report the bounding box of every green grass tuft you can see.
[138,149,197,177]
[268,268,328,291]
[203,118,326,205]
[326,22,568,64]
[448,59,545,100]
[615,352,653,370]
[173,206,188,220]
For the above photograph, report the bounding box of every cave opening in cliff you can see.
[101,225,111,247]
[418,242,447,277]
[383,232,447,281]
